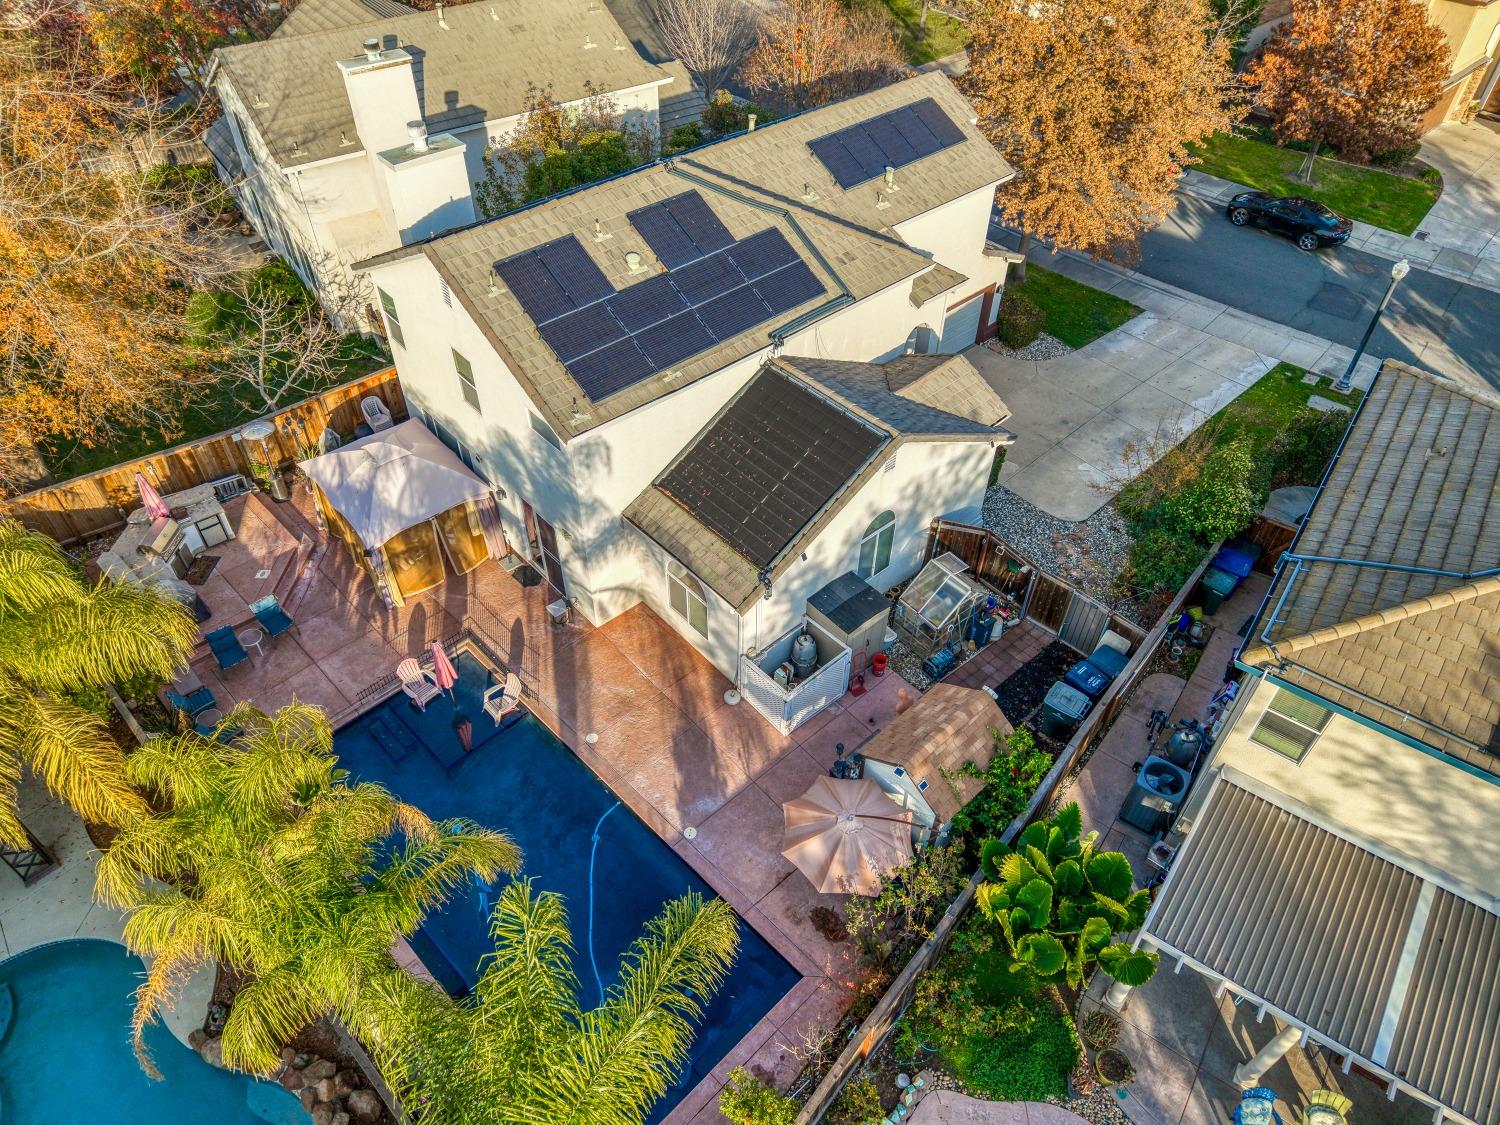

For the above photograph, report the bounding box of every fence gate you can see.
[1058,593,1110,655]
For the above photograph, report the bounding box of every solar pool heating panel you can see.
[607,274,688,331]
[538,302,626,364]
[568,337,655,401]
[634,311,717,370]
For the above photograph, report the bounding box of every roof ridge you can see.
[1380,358,1500,413]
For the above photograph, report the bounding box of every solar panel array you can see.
[807,98,967,190]
[493,192,825,403]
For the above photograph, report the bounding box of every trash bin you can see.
[1200,566,1240,614]
[1211,546,1255,581]
[1086,644,1130,680]
[1064,659,1111,699]
[1041,682,1091,738]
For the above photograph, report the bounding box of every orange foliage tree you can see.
[1249,0,1449,171]
[0,11,231,492]
[960,0,1240,265]
[742,0,905,110]
[84,0,255,89]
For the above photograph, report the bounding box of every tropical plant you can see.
[718,1066,798,1125]
[373,878,740,1125]
[0,517,196,847]
[95,702,520,1075]
[976,803,1159,989]
[948,725,1053,839]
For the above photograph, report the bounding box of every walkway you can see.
[910,1093,1088,1124]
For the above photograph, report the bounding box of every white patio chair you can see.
[482,672,523,724]
[397,658,441,711]
[361,396,395,432]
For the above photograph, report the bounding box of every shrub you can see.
[948,726,1053,840]
[702,90,780,135]
[1123,521,1205,597]
[1420,165,1442,185]
[1158,437,1256,542]
[666,122,706,153]
[962,992,1079,1102]
[997,290,1045,348]
[718,1067,798,1125]
[1370,143,1421,168]
[827,1073,882,1125]
[1257,406,1349,491]
[845,841,966,967]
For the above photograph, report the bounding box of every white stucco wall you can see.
[894,185,1007,292]
[1186,675,1500,903]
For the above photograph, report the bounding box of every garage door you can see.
[940,292,984,351]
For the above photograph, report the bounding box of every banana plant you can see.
[975,802,1159,989]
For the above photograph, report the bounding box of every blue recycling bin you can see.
[1087,644,1130,680]
[1064,659,1111,699]
[1211,546,1255,581]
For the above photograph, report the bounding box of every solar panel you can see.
[634,311,716,370]
[665,193,734,255]
[536,237,612,307]
[696,284,774,342]
[494,251,575,324]
[607,274,687,332]
[728,229,800,281]
[628,203,700,269]
[568,337,656,401]
[539,302,626,364]
[807,98,966,188]
[670,251,745,305]
[755,261,825,315]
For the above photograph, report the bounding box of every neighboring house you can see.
[201,0,692,326]
[355,74,1022,683]
[1124,360,1500,1125]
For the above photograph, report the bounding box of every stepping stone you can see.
[1301,373,1321,385]
[1306,394,1344,412]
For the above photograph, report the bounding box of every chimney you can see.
[338,43,421,154]
[408,121,429,153]
[362,36,381,61]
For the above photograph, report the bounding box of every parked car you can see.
[1225,191,1353,251]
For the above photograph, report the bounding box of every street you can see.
[995,196,1500,389]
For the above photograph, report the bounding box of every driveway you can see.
[1416,121,1500,260]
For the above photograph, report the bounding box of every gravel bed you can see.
[982,486,1150,627]
[1052,1089,1132,1124]
[984,332,1073,361]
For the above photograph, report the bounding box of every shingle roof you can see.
[1243,360,1500,772]
[778,354,1011,432]
[217,0,668,165]
[910,262,967,306]
[271,0,415,39]
[1144,778,1500,1125]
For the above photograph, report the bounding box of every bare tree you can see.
[656,0,757,94]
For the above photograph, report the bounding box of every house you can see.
[354,73,1021,691]
[202,0,696,326]
[1121,361,1500,1125]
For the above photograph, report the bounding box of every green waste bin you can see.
[1200,565,1240,615]
[1041,682,1091,739]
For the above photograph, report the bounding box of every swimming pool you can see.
[335,652,799,1120]
[0,939,306,1125]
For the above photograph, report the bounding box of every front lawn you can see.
[1188,132,1440,235]
[878,0,969,64]
[1004,264,1142,349]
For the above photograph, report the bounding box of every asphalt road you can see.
[998,195,1500,389]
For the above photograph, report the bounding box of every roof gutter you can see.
[663,161,855,344]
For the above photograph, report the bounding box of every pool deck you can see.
[175,484,923,1123]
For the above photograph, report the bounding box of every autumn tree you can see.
[960,0,1240,269]
[0,7,233,492]
[657,0,758,94]
[742,0,905,111]
[1250,0,1449,173]
[84,0,259,90]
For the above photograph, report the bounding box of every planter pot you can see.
[1095,1047,1134,1086]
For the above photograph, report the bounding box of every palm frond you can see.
[220,968,326,1074]
[14,690,149,827]
[0,520,87,617]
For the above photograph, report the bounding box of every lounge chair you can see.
[482,672,523,724]
[1300,1091,1351,1125]
[250,594,296,638]
[165,685,216,717]
[398,658,442,711]
[205,626,248,671]
[1235,1088,1282,1125]
[361,396,395,432]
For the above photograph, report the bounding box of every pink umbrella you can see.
[430,640,458,697]
[136,473,170,521]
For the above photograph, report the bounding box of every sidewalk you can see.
[1178,166,1500,294]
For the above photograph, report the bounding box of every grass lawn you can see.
[1005,264,1142,349]
[878,0,969,64]
[1188,132,1440,235]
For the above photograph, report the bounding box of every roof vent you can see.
[747,113,757,132]
[408,121,429,152]
[583,32,597,49]
[435,1,449,29]
[361,37,381,61]
[625,250,649,275]
[883,165,898,191]
[490,4,499,16]
[801,181,818,202]
[593,219,611,243]
[613,33,626,50]
[875,191,890,210]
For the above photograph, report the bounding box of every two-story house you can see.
[202,0,699,326]
[353,73,1023,687]
[1120,360,1500,1125]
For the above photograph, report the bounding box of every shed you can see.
[806,572,892,664]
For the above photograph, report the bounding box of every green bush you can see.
[1124,521,1205,596]
[961,993,1079,1102]
[997,290,1045,348]
[1371,143,1421,168]
[1256,406,1349,492]
[718,1067,798,1125]
[827,1073,882,1125]
[666,122,706,154]
[702,91,779,136]
[142,161,231,214]
[1158,437,1256,542]
[948,726,1053,840]
[1420,166,1442,185]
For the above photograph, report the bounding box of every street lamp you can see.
[1334,258,1410,393]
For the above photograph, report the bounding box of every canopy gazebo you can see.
[300,420,506,606]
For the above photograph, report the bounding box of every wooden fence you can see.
[1238,515,1298,575]
[3,368,406,546]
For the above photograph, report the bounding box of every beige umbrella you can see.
[782,776,913,896]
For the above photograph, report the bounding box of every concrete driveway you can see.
[1416,121,1500,261]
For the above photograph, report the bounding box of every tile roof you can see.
[1243,360,1500,772]
[359,74,1012,438]
[859,683,1010,823]
[216,0,668,165]
[1145,778,1499,1125]
[271,0,415,39]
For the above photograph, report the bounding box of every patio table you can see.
[237,626,265,660]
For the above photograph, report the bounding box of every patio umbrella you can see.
[782,776,913,896]
[135,473,170,521]
[430,640,458,698]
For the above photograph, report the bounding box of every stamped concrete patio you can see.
[179,483,926,1123]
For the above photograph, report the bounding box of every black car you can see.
[1225,191,1353,251]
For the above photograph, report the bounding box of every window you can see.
[453,349,480,413]
[667,560,708,638]
[529,411,562,451]
[1249,688,1332,762]
[429,418,474,470]
[377,287,404,348]
[856,511,895,579]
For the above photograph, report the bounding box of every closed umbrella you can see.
[782,776,913,896]
[430,640,458,698]
[136,473,170,521]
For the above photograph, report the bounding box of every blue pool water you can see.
[335,653,799,1120]
[0,939,306,1125]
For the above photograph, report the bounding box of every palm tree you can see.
[374,879,740,1125]
[95,702,521,1075]
[0,517,197,848]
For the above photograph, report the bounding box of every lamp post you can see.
[1334,258,1409,393]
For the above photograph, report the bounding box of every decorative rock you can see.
[299,1089,319,1113]
[337,1068,362,1092]
[279,1066,305,1092]
[311,1106,334,1125]
[347,1089,382,1125]
[293,1051,313,1070]
[189,1029,208,1052]
[315,1076,339,1103]
[332,1114,351,1125]
[279,1046,297,1068]
[304,1058,338,1082]
[197,1036,225,1069]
